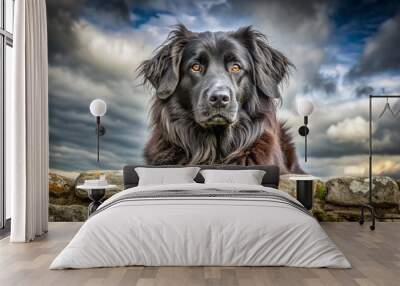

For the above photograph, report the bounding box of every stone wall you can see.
[279,176,400,222]
[49,170,123,221]
[49,171,400,222]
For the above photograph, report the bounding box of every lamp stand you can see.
[298,116,310,162]
[95,116,106,162]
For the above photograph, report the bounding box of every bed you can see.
[50,165,350,269]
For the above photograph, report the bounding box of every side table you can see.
[76,184,117,216]
[288,175,317,210]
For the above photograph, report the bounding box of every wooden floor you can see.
[0,222,399,286]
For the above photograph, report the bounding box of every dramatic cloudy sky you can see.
[47,0,400,179]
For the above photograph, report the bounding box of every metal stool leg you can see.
[359,205,365,225]
[369,207,376,231]
[359,204,376,230]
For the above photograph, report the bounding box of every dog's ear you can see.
[232,26,293,98]
[138,24,192,99]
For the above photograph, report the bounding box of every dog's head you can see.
[139,25,292,129]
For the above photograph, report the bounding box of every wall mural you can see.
[47,0,400,221]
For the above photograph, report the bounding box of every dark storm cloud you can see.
[355,85,374,97]
[347,12,400,79]
[231,0,330,18]
[46,0,134,62]
[305,73,338,95]
[46,0,84,60]
[86,0,131,20]
[82,0,137,29]
[373,112,400,154]
[130,0,227,14]
[131,0,332,27]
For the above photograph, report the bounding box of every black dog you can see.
[139,25,303,174]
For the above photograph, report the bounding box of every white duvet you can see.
[50,183,351,269]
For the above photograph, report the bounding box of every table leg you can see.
[87,189,106,216]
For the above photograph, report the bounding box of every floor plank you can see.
[0,222,399,286]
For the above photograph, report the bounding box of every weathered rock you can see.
[278,177,296,197]
[49,173,89,205]
[49,173,74,197]
[315,203,400,222]
[326,176,400,207]
[75,170,123,199]
[49,203,87,222]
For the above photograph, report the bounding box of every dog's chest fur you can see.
[144,109,302,174]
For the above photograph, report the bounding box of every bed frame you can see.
[123,165,280,189]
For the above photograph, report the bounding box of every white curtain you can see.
[7,0,49,242]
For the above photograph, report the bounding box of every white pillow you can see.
[200,169,266,185]
[135,167,200,186]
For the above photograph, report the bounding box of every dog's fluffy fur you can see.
[139,25,303,174]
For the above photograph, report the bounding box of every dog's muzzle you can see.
[197,86,238,127]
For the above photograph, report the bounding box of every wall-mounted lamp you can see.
[90,99,107,162]
[297,99,314,162]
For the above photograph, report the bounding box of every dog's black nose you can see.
[208,92,230,107]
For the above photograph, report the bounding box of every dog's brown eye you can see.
[230,64,241,73]
[191,63,202,72]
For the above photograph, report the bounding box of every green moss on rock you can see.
[314,182,327,200]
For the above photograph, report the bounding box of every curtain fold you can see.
[8,0,49,242]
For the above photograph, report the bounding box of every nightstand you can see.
[76,184,117,216]
[288,175,317,210]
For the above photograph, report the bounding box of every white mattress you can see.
[50,183,351,269]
